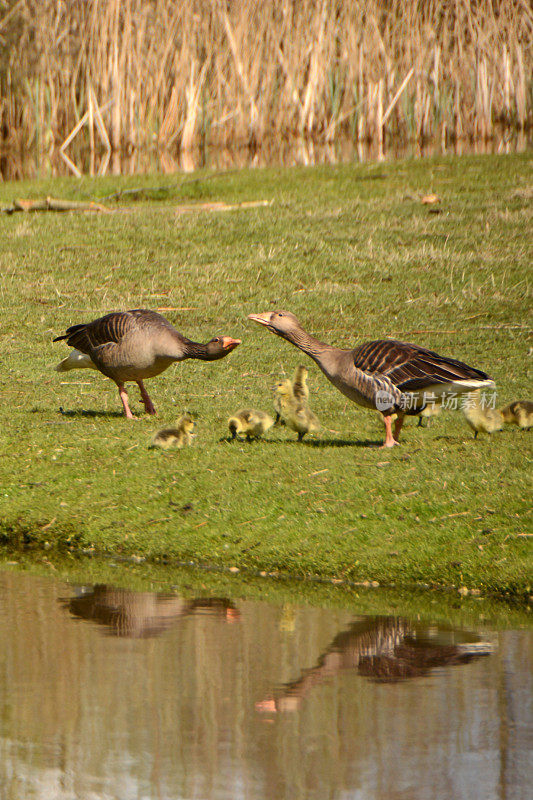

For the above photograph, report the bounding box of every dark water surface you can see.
[0,569,530,800]
[1,132,530,181]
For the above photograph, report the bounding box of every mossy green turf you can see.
[0,153,531,599]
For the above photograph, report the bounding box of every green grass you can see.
[0,154,531,599]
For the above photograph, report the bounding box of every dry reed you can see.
[0,0,531,157]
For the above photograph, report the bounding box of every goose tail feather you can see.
[55,349,98,372]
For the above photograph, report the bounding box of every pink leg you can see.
[393,414,405,443]
[118,384,135,419]
[137,380,156,415]
[380,415,400,448]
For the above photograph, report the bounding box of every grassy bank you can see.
[0,153,531,599]
[1,554,531,630]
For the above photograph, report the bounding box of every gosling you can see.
[417,403,442,428]
[462,392,503,439]
[274,382,320,441]
[228,409,274,441]
[273,367,310,424]
[150,414,195,449]
[500,400,533,431]
[291,365,309,404]
[273,379,293,426]
[285,404,320,442]
[274,381,297,423]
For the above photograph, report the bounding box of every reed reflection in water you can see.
[0,131,530,181]
[0,570,530,800]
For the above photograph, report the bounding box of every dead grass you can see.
[0,0,531,163]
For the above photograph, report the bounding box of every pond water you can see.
[0,569,530,800]
[1,131,530,181]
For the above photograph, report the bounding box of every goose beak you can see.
[248,312,271,327]
[222,337,241,351]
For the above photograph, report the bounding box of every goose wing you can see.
[53,309,179,356]
[351,339,491,392]
[53,311,140,354]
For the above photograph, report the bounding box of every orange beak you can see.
[221,336,241,351]
[247,312,272,327]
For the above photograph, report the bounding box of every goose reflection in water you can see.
[256,616,494,713]
[60,585,240,638]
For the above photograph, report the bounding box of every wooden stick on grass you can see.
[3,197,109,214]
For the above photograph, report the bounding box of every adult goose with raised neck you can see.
[248,311,494,447]
[54,309,241,418]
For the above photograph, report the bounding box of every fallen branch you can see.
[175,200,272,214]
[3,197,109,214]
[2,193,271,216]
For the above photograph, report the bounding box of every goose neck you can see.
[183,340,211,360]
[286,328,333,363]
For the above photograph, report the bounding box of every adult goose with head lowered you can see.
[54,309,241,418]
[248,311,494,447]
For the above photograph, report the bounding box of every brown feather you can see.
[248,310,494,447]
[351,339,491,391]
[54,309,240,417]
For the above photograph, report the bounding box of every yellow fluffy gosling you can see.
[500,400,533,430]
[150,414,195,449]
[462,392,503,439]
[291,365,309,403]
[285,404,320,441]
[274,382,320,441]
[273,379,292,426]
[274,381,297,422]
[417,403,442,427]
[228,409,274,441]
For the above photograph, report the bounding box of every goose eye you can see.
[278,313,283,317]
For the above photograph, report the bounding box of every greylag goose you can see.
[228,409,274,440]
[54,309,241,418]
[462,391,503,438]
[149,414,195,449]
[249,311,494,447]
[382,402,441,429]
[273,380,320,441]
[500,400,533,430]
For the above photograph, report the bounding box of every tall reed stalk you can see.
[0,0,531,155]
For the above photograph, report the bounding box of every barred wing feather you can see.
[54,311,137,355]
[352,339,492,393]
